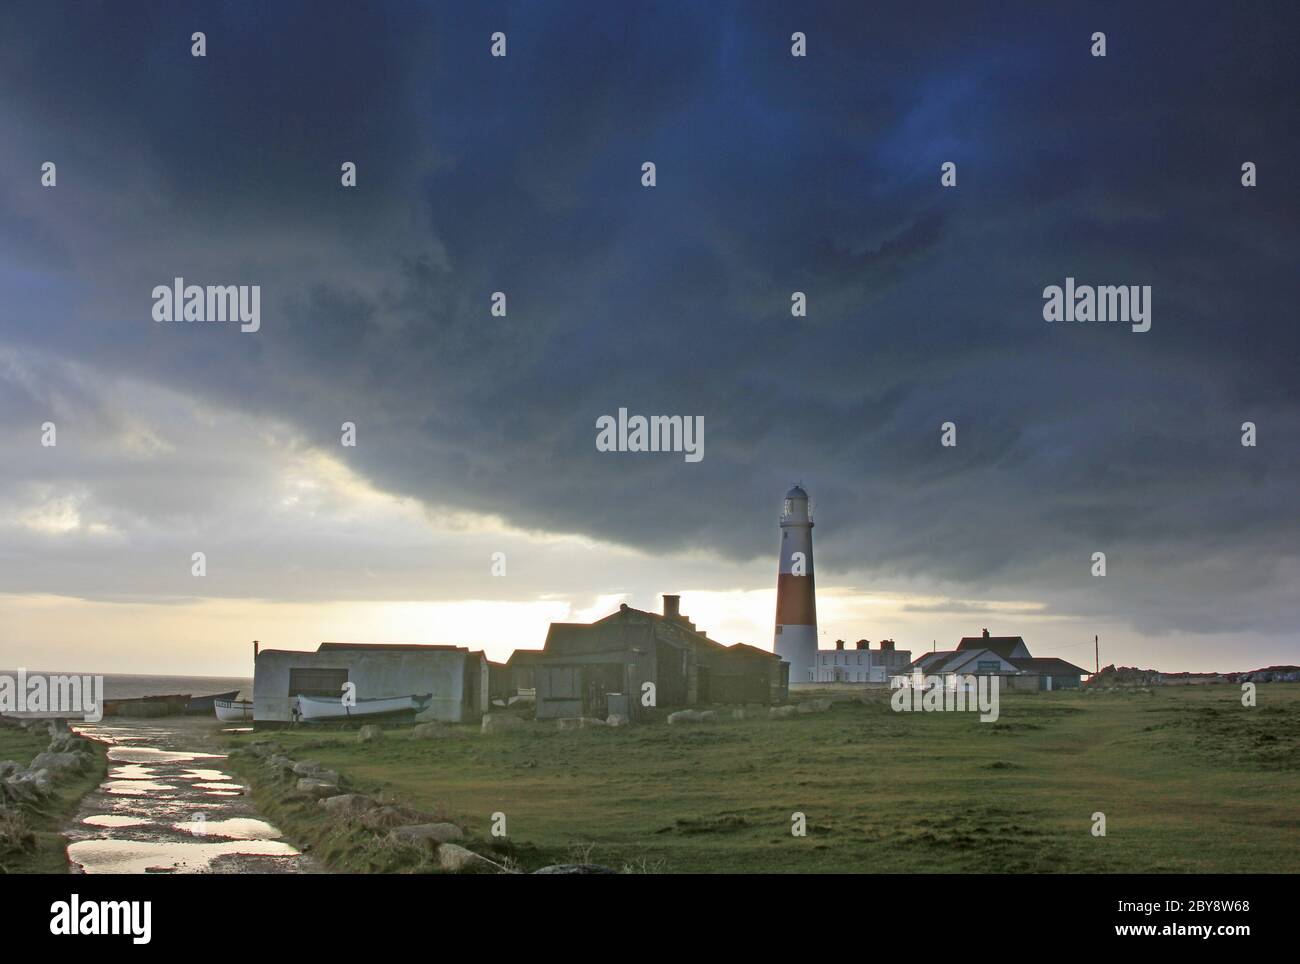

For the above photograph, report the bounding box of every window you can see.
[288,667,349,697]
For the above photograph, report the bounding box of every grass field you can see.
[0,725,107,874]
[227,685,1300,873]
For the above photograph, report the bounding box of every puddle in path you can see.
[67,718,316,874]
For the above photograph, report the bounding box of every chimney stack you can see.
[982,628,990,639]
[662,594,681,620]
[855,639,868,650]
[880,639,895,651]
[253,640,259,658]
[835,639,845,650]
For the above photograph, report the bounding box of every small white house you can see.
[253,642,489,723]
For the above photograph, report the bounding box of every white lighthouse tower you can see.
[774,484,818,683]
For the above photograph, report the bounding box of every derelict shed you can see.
[532,596,787,720]
[253,642,489,723]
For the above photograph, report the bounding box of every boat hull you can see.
[186,690,241,714]
[103,694,191,718]
[295,694,422,722]
[214,699,254,722]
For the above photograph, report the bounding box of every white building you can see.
[253,641,489,723]
[813,639,913,683]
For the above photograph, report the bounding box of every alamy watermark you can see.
[595,408,704,462]
[152,277,260,332]
[1043,277,1150,332]
[890,671,1000,722]
[0,669,104,722]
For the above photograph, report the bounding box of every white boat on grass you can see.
[214,699,254,722]
[295,693,429,722]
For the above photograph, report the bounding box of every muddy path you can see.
[65,717,321,874]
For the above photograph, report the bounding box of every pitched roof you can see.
[1009,657,1090,676]
[956,636,1027,660]
[316,642,467,653]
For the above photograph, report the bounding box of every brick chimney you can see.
[880,639,895,651]
[982,628,990,639]
[662,594,681,620]
[855,639,868,650]
[835,639,845,650]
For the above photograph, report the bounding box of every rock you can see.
[46,735,87,755]
[797,698,832,714]
[5,769,53,802]
[769,705,798,720]
[411,722,453,739]
[481,714,524,734]
[295,777,340,799]
[696,710,719,723]
[0,761,23,780]
[389,822,465,848]
[266,754,294,772]
[318,793,375,816]
[359,804,428,830]
[357,725,383,743]
[605,714,629,727]
[533,864,619,874]
[557,717,605,730]
[667,710,702,724]
[291,760,323,776]
[29,751,85,773]
[437,843,508,874]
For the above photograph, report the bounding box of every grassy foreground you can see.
[226,685,1300,873]
[0,726,107,874]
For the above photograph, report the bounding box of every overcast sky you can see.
[1,1,1296,675]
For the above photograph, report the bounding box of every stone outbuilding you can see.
[531,595,788,720]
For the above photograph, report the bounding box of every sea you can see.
[1,672,252,701]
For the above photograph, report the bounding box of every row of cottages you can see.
[526,595,789,721]
[907,630,1090,691]
[253,642,489,723]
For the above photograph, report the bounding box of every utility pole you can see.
[1095,635,1099,675]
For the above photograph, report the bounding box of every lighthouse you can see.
[774,484,818,683]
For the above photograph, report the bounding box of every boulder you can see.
[411,722,453,739]
[5,769,52,802]
[768,705,798,720]
[533,864,619,874]
[437,843,509,874]
[291,760,323,776]
[318,793,375,816]
[481,714,524,734]
[605,714,629,727]
[359,804,428,831]
[696,710,720,723]
[46,734,89,755]
[29,751,85,773]
[357,725,384,743]
[295,777,340,799]
[667,710,702,725]
[389,822,465,848]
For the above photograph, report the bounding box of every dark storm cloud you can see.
[1,1,1297,635]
